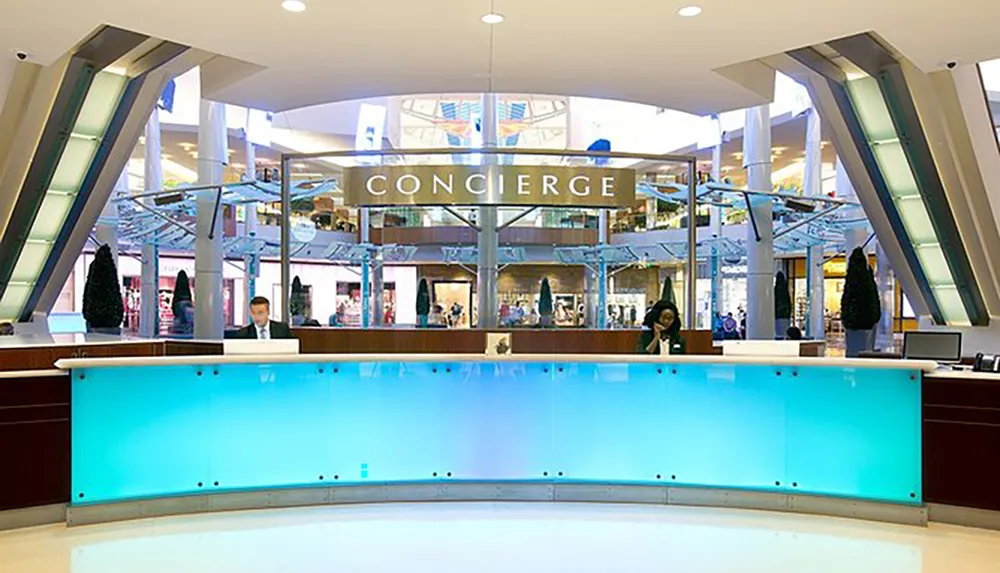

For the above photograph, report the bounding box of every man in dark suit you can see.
[235,296,294,339]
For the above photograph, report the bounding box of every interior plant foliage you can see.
[774,271,792,320]
[841,247,881,330]
[660,276,675,305]
[539,278,554,327]
[172,269,192,316]
[416,278,431,320]
[289,276,307,317]
[82,244,124,330]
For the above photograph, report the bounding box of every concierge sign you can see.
[342,165,636,208]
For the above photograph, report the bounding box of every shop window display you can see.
[122,275,234,335]
[433,281,472,328]
[499,291,585,327]
[330,282,396,327]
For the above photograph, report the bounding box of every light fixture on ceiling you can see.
[482,12,504,24]
[281,0,306,13]
[677,5,702,16]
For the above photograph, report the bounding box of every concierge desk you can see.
[53,353,935,526]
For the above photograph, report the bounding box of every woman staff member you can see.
[637,300,686,355]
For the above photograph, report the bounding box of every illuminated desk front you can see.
[56,354,932,515]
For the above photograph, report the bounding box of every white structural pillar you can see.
[94,168,125,272]
[242,129,258,322]
[477,93,499,328]
[597,209,609,329]
[709,114,723,321]
[360,207,372,328]
[837,157,867,255]
[372,225,385,326]
[875,240,894,350]
[804,108,826,340]
[743,105,775,340]
[195,100,226,339]
[139,107,161,338]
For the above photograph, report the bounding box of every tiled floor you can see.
[1,503,999,572]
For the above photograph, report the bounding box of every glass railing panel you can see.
[894,197,937,245]
[9,241,51,283]
[871,141,919,199]
[932,286,970,326]
[30,192,76,241]
[50,137,98,192]
[74,71,127,138]
[847,77,898,143]
[914,244,953,286]
[0,284,31,321]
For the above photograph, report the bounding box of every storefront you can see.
[56,252,418,331]
[787,254,915,335]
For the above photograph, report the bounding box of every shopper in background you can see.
[171,298,194,336]
[429,304,447,327]
[637,300,686,355]
[0,322,14,336]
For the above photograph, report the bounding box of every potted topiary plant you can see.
[660,275,675,305]
[774,271,792,339]
[82,244,124,335]
[170,270,194,336]
[539,277,554,327]
[416,278,430,327]
[841,247,882,357]
[289,276,307,326]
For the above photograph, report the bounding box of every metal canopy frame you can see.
[280,147,699,326]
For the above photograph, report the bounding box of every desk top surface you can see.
[0,333,156,349]
[924,368,1000,381]
[55,353,939,372]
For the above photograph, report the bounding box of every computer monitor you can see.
[903,331,962,362]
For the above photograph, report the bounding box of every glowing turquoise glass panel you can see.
[71,359,922,505]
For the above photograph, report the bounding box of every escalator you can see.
[769,33,1000,326]
[0,27,206,324]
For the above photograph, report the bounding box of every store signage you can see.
[342,165,635,208]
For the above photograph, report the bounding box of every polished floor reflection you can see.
[2,503,1000,573]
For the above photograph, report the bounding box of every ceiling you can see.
[7,0,999,115]
[129,128,362,185]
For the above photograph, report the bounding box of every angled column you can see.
[139,107,161,338]
[804,107,826,340]
[195,100,226,339]
[743,105,775,340]
[477,93,499,328]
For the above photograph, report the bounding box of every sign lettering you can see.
[342,165,636,207]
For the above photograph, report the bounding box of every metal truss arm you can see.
[773,204,843,239]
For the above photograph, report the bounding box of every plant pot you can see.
[845,328,874,358]
[417,315,428,328]
[539,314,553,328]
[775,318,791,340]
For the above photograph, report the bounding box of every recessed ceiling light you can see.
[282,0,306,13]
[678,5,702,16]
[481,12,504,24]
